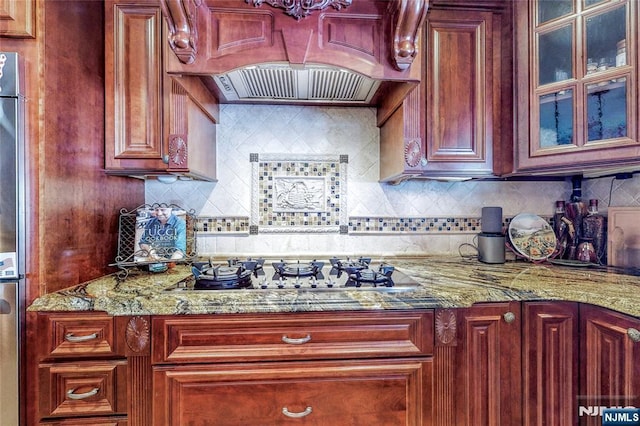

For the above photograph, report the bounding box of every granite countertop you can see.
[27,257,640,318]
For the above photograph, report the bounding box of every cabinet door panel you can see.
[0,0,35,38]
[579,304,640,426]
[523,302,578,426]
[105,2,164,170]
[454,302,522,426]
[153,359,431,426]
[426,10,492,168]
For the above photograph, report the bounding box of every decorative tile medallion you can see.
[251,153,348,233]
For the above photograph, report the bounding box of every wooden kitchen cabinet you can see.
[31,312,153,426]
[514,0,640,175]
[151,310,434,425]
[432,302,522,426]
[380,2,512,182]
[579,303,640,426]
[522,301,579,426]
[104,0,218,181]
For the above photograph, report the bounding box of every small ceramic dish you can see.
[508,213,557,261]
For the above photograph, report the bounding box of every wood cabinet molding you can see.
[0,0,36,38]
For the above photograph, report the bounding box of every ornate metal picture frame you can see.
[111,203,197,279]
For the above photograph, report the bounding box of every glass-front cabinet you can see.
[515,0,639,173]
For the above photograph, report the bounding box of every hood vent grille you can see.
[243,67,297,99]
[213,64,380,103]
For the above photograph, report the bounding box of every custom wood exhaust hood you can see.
[159,0,428,107]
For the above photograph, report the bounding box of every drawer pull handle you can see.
[628,328,640,343]
[282,406,313,418]
[282,334,311,345]
[64,332,98,343]
[66,387,99,400]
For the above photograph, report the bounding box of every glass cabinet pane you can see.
[584,0,605,7]
[586,78,627,141]
[538,0,573,24]
[539,89,574,147]
[538,25,573,85]
[585,6,627,73]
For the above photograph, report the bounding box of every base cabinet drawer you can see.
[153,310,434,364]
[38,313,119,359]
[39,360,128,419]
[153,359,432,425]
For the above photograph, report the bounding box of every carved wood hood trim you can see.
[160,0,428,72]
[245,0,353,21]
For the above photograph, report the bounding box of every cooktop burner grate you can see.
[177,258,420,292]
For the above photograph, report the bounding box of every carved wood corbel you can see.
[160,0,202,64]
[392,0,429,71]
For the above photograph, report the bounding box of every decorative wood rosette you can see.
[435,309,457,345]
[404,139,422,167]
[168,134,188,168]
[126,316,150,353]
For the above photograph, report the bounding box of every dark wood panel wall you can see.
[3,1,145,302]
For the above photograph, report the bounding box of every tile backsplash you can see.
[146,104,640,257]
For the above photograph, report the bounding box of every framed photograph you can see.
[113,203,197,277]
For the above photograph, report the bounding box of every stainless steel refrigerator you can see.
[0,52,25,426]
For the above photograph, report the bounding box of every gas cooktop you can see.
[166,257,421,293]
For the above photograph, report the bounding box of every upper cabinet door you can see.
[515,0,640,174]
[379,3,513,183]
[0,0,36,38]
